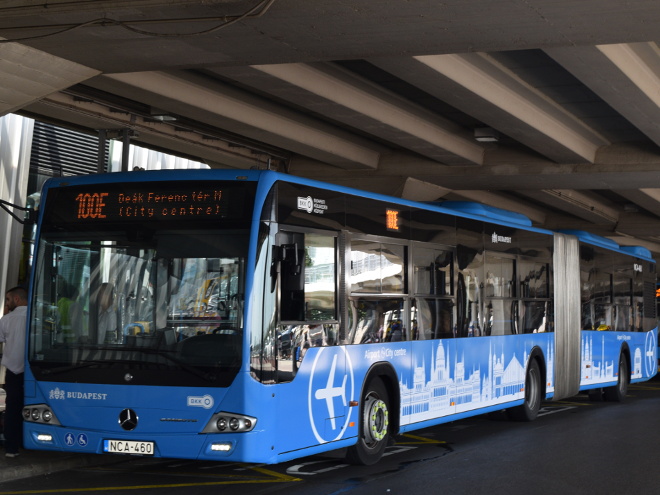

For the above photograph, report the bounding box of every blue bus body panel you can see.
[24,170,658,464]
[579,328,658,388]
[22,327,658,463]
[619,245,653,260]
[438,201,533,227]
[25,333,553,463]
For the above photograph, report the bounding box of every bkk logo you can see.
[297,196,328,215]
[187,394,214,409]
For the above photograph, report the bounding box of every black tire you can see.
[508,359,542,422]
[604,353,629,402]
[346,377,390,465]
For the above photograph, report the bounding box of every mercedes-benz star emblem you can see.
[119,408,138,431]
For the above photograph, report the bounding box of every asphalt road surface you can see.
[2,375,659,495]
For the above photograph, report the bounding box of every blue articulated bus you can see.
[22,169,657,465]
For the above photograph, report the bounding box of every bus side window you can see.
[347,298,405,344]
[276,231,337,323]
[279,240,305,321]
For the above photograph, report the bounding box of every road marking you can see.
[0,465,301,494]
[548,400,591,406]
[396,433,447,445]
[538,405,578,417]
[630,384,660,391]
[287,460,349,476]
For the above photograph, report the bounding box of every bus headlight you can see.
[202,412,256,433]
[22,405,62,426]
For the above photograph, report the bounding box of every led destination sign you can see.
[75,190,224,220]
[43,181,255,228]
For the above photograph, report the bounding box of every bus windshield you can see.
[29,230,247,387]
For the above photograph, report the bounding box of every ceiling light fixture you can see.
[474,127,499,143]
[149,108,177,122]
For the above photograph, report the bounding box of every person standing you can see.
[0,286,28,457]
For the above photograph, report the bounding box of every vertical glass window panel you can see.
[304,234,336,321]
[613,305,631,332]
[594,303,613,330]
[521,301,550,333]
[581,268,594,304]
[582,300,596,330]
[350,241,381,293]
[613,271,632,306]
[347,298,405,344]
[381,244,406,294]
[485,299,514,336]
[633,299,644,332]
[412,298,454,340]
[594,270,612,303]
[519,259,549,299]
[350,241,406,294]
[534,263,549,298]
[581,267,596,329]
[519,259,533,299]
[413,247,453,296]
[457,250,483,338]
[632,275,644,331]
[485,255,514,298]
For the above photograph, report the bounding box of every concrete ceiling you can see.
[1,0,660,253]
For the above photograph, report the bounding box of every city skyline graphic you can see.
[399,338,555,424]
[398,331,648,425]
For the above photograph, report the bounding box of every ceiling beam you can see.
[89,71,383,170]
[396,177,452,202]
[371,53,609,163]
[292,147,660,191]
[546,42,660,147]
[617,189,660,217]
[211,63,484,166]
[0,41,99,117]
[615,212,660,238]
[27,91,281,169]
[517,189,619,226]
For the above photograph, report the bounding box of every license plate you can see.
[103,439,154,455]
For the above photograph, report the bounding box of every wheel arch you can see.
[359,361,401,436]
[528,346,547,398]
[619,342,632,377]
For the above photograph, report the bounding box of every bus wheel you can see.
[346,377,390,465]
[508,359,542,422]
[604,354,629,402]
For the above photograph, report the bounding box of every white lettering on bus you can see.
[364,347,407,360]
[66,392,108,400]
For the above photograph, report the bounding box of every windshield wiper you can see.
[40,360,107,375]
[132,347,219,382]
[36,345,223,382]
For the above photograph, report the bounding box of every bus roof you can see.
[40,170,655,262]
